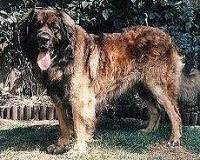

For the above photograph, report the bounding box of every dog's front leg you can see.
[47,94,72,154]
[70,90,96,154]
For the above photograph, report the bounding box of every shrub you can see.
[0,0,199,104]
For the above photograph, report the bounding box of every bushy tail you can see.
[179,68,200,106]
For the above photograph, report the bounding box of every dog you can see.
[17,8,200,154]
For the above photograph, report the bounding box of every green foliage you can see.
[0,10,21,67]
[0,0,199,98]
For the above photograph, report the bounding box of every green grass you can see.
[182,126,200,153]
[0,124,58,152]
[0,119,199,160]
[94,119,167,152]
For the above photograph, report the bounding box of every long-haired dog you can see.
[17,8,200,154]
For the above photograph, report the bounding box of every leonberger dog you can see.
[17,8,200,154]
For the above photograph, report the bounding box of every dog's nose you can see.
[37,33,51,43]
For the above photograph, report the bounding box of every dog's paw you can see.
[65,148,79,159]
[46,144,67,154]
[167,139,181,147]
[138,128,151,133]
[73,141,87,154]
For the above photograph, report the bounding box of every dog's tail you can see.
[179,68,200,106]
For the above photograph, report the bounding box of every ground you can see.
[0,118,199,160]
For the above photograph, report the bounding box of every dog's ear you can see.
[17,9,35,51]
[87,44,99,80]
[59,10,75,41]
[57,10,76,64]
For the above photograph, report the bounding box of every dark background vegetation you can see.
[0,0,200,112]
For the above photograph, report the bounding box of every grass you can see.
[0,118,199,160]
[182,126,200,153]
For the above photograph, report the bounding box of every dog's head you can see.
[18,8,75,71]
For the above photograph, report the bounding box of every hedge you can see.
[0,0,200,113]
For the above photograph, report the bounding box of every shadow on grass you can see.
[0,123,59,152]
[0,118,199,154]
[0,118,169,154]
[94,119,200,154]
[93,118,170,153]
[182,126,200,153]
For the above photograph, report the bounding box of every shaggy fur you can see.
[17,8,200,154]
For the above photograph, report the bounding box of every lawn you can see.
[0,118,199,160]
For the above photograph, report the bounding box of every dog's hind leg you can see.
[146,84,182,146]
[141,101,161,133]
[137,84,161,133]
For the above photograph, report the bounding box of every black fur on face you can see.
[17,8,75,68]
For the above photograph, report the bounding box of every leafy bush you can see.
[0,0,199,104]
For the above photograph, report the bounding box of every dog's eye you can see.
[52,25,60,33]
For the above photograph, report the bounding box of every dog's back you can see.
[91,26,182,104]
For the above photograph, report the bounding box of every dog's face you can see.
[18,9,75,71]
[34,10,62,70]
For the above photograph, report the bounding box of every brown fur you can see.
[18,8,184,154]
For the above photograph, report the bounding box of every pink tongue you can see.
[37,52,51,70]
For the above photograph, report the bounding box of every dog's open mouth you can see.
[37,51,51,70]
